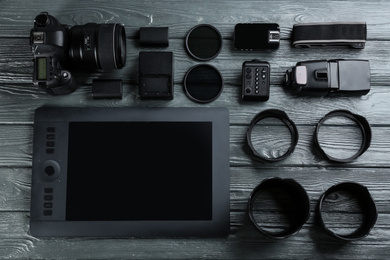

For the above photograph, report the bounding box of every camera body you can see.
[285,59,370,96]
[30,13,76,95]
[30,12,126,95]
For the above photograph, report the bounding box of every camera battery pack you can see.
[139,51,173,99]
[139,27,169,47]
[92,79,123,99]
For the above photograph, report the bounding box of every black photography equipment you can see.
[248,177,310,239]
[317,182,377,241]
[184,64,224,103]
[30,107,230,237]
[139,27,169,47]
[185,24,223,61]
[247,109,298,162]
[234,23,280,51]
[92,79,123,99]
[292,22,367,49]
[241,60,270,101]
[139,51,173,99]
[314,110,371,163]
[285,59,370,96]
[30,12,126,95]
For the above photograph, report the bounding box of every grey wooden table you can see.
[1,0,390,259]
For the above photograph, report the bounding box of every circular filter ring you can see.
[185,24,223,61]
[183,64,224,103]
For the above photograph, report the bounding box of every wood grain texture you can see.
[0,167,389,258]
[0,0,390,259]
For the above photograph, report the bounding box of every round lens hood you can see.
[248,177,311,239]
[317,182,377,241]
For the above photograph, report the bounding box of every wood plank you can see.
[1,0,390,40]
[0,122,390,168]
[0,124,389,167]
[0,82,389,126]
[0,211,389,259]
[1,166,388,213]
[230,125,390,167]
[0,37,389,125]
[2,38,390,85]
[1,0,390,259]
[0,168,30,211]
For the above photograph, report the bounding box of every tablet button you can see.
[43,210,53,216]
[41,160,60,181]
[46,148,55,154]
[44,188,53,194]
[46,134,55,140]
[44,166,55,176]
[44,202,53,208]
[47,127,55,133]
[44,195,53,201]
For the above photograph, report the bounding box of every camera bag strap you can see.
[292,22,366,49]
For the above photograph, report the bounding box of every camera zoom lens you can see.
[68,23,126,70]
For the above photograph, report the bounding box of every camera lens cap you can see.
[185,24,223,61]
[184,64,223,103]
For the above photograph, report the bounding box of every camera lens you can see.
[68,23,126,70]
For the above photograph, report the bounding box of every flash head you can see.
[285,59,370,96]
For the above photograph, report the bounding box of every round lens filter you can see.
[184,64,223,103]
[185,24,222,61]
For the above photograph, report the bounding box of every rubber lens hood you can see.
[314,110,371,163]
[247,109,299,162]
[317,182,377,241]
[248,177,310,239]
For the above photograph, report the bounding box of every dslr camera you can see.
[30,12,126,95]
[285,59,370,96]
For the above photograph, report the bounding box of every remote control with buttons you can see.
[242,60,270,101]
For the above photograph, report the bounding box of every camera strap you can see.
[292,22,366,48]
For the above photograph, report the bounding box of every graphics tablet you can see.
[30,107,230,237]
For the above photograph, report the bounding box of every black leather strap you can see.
[247,109,298,162]
[317,182,377,241]
[293,22,366,49]
[248,177,310,239]
[314,110,371,163]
